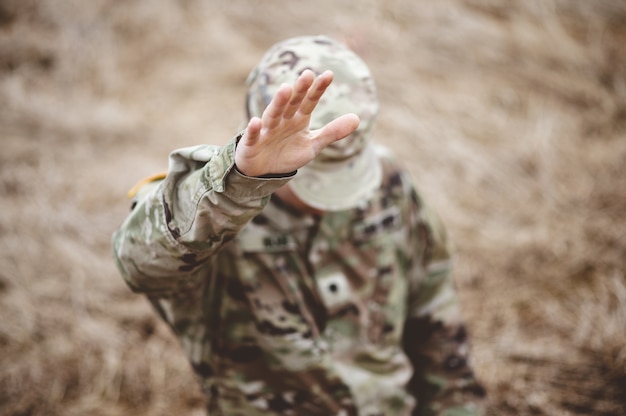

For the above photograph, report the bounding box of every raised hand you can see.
[234,70,360,177]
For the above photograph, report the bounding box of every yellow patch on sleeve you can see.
[127,171,167,198]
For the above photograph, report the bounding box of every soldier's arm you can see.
[111,138,292,297]
[402,186,486,415]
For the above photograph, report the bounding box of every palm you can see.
[235,70,359,177]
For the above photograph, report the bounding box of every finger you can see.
[311,113,360,152]
[244,117,262,144]
[263,84,292,129]
[283,70,315,119]
[300,70,334,116]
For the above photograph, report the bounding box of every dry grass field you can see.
[1,0,625,414]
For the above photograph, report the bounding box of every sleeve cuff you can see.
[204,132,296,203]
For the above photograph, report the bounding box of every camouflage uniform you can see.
[112,36,485,415]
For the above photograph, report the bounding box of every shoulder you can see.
[373,143,417,194]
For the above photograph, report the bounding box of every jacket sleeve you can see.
[402,183,486,415]
[111,133,293,297]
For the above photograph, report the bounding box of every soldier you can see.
[112,35,486,415]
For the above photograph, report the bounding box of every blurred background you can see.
[1,0,625,414]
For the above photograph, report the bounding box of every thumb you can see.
[312,113,360,152]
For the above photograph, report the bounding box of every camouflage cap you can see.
[246,35,381,211]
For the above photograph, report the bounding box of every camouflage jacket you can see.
[112,134,485,415]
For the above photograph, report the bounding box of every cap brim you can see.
[289,143,382,211]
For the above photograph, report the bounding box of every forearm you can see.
[404,266,486,414]
[112,135,292,296]
[403,310,486,415]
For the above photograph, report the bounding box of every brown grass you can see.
[1,0,625,414]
